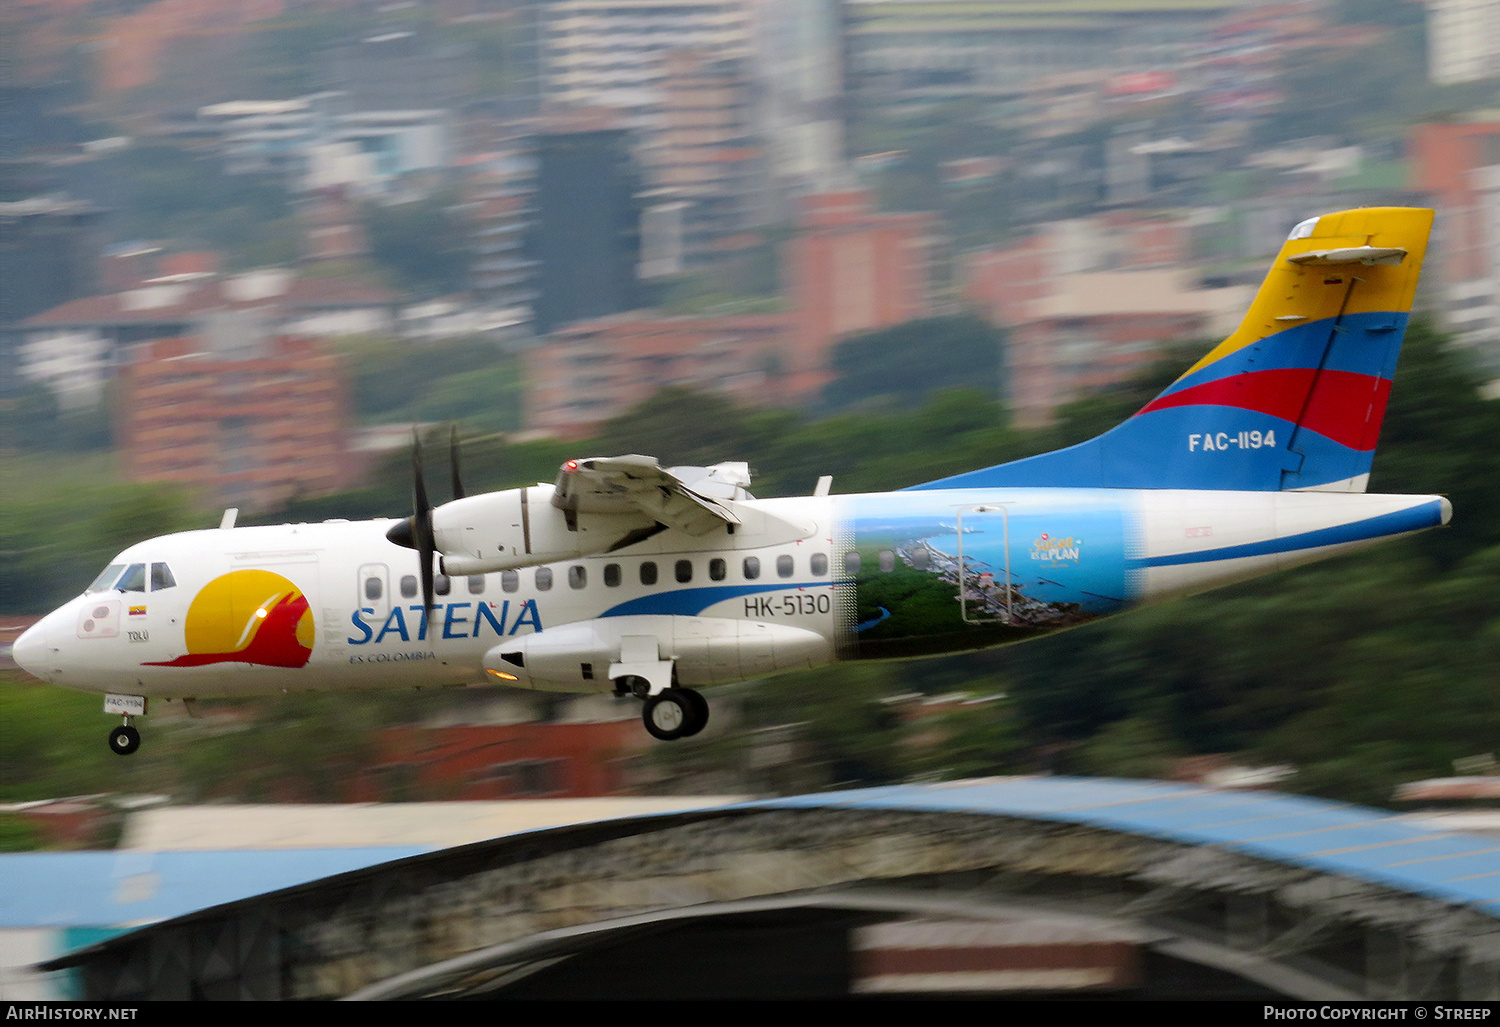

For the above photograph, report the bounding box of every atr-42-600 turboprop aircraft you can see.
[15,208,1452,755]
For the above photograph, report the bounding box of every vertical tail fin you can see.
[915,207,1433,492]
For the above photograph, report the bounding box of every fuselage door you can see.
[955,504,1012,625]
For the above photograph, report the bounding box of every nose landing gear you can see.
[103,694,148,755]
[108,721,141,756]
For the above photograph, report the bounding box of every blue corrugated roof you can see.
[3,781,1495,937]
[745,778,1500,914]
[0,847,429,930]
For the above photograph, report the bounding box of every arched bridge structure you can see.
[44,778,1500,1000]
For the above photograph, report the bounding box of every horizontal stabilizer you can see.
[1286,246,1407,266]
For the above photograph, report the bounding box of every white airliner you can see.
[14,208,1451,755]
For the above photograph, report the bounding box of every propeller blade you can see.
[412,431,436,620]
[450,423,465,501]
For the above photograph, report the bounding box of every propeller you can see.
[450,423,465,501]
[386,425,467,621]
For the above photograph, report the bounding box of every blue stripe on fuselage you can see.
[600,583,827,618]
[1137,501,1444,568]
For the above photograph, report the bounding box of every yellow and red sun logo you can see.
[146,569,314,668]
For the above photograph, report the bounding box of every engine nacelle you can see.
[434,486,652,575]
[483,615,833,693]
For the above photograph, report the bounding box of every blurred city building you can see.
[749,0,848,201]
[83,0,283,97]
[964,213,1253,427]
[524,310,794,436]
[197,95,451,197]
[637,50,766,274]
[536,1,790,273]
[537,0,754,117]
[116,335,348,511]
[526,120,645,333]
[17,267,395,410]
[296,187,372,264]
[463,154,539,322]
[1190,2,1309,121]
[327,19,476,112]
[1427,0,1500,85]
[0,194,106,329]
[838,0,1238,104]
[1410,116,1500,370]
[349,693,654,801]
[783,188,937,398]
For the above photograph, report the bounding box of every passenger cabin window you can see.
[709,558,726,581]
[675,560,693,583]
[468,575,485,595]
[810,554,828,576]
[150,563,176,590]
[116,564,147,592]
[844,552,861,575]
[434,574,452,597]
[640,562,658,586]
[776,555,794,579]
[743,557,760,580]
[569,565,586,589]
[400,575,418,599]
[365,576,383,601]
[913,548,930,571]
[88,565,124,593]
[535,567,553,591]
[879,550,895,573]
[501,571,519,593]
[604,564,621,587]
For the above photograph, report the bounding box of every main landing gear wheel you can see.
[109,724,140,756]
[642,688,708,741]
[680,688,709,738]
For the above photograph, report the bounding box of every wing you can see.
[552,455,747,537]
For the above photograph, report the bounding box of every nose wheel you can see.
[641,688,709,741]
[108,722,141,756]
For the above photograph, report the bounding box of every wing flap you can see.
[553,455,742,536]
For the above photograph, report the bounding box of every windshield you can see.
[115,564,147,592]
[86,565,125,593]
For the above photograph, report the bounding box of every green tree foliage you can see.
[1367,320,1500,561]
[363,191,473,298]
[0,382,112,452]
[340,334,525,435]
[247,10,358,99]
[1253,18,1499,147]
[821,315,1007,413]
[2,458,196,613]
[103,144,297,269]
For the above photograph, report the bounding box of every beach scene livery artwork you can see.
[843,491,1130,659]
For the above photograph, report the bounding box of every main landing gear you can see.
[638,687,710,741]
[613,668,709,741]
[621,680,714,743]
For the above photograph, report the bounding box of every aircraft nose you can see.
[12,618,53,681]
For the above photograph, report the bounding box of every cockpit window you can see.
[115,564,147,592]
[150,563,176,591]
[87,565,125,593]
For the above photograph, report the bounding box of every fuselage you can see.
[14,486,1449,700]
